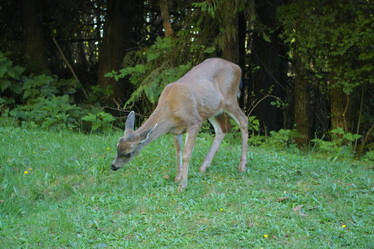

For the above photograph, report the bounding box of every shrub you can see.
[0,51,115,133]
[82,111,116,133]
[312,128,361,159]
[267,129,296,149]
[10,95,84,130]
[362,150,374,162]
[0,51,24,106]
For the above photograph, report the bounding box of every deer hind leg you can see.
[178,122,201,191]
[225,104,248,172]
[199,114,231,174]
[174,135,183,183]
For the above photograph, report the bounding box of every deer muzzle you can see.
[111,164,120,171]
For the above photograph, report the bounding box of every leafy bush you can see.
[0,52,24,106]
[267,129,296,149]
[312,128,361,159]
[226,115,296,149]
[10,95,84,130]
[22,74,79,104]
[362,150,374,162]
[248,116,260,135]
[0,51,115,133]
[248,135,266,147]
[82,111,115,133]
[229,115,260,134]
[8,96,116,132]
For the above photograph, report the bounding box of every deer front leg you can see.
[174,135,183,183]
[178,123,201,191]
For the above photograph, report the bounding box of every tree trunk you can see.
[250,0,287,131]
[221,1,239,63]
[22,0,48,73]
[238,11,247,109]
[159,0,174,37]
[97,0,142,104]
[330,86,346,131]
[97,0,124,101]
[293,53,309,145]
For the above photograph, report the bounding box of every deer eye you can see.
[122,153,131,158]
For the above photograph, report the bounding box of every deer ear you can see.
[141,123,158,144]
[124,111,135,135]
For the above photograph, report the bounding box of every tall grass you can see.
[0,126,373,248]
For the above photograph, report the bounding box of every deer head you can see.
[111,111,157,171]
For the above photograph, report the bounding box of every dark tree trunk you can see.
[159,0,173,37]
[238,11,247,109]
[293,53,309,145]
[97,0,143,104]
[290,0,309,145]
[22,0,48,73]
[251,0,287,132]
[221,1,239,63]
[330,86,347,131]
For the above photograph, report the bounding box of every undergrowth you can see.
[0,51,115,132]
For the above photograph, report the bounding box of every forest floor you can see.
[0,126,373,248]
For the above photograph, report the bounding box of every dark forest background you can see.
[0,0,373,157]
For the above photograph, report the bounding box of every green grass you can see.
[0,126,373,248]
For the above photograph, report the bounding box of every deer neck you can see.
[135,109,171,145]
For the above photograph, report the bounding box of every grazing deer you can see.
[111,58,248,191]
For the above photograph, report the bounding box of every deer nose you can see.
[111,164,119,171]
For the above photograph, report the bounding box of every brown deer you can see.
[111,58,248,191]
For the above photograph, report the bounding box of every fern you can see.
[106,36,193,110]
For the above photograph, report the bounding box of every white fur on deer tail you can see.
[237,90,241,98]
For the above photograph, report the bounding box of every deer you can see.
[111,58,248,191]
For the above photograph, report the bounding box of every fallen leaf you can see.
[277,197,289,202]
[293,204,303,212]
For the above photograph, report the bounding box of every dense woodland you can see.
[0,0,373,157]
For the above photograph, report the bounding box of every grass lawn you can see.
[0,126,373,248]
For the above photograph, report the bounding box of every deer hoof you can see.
[178,185,186,192]
[178,180,187,192]
[175,175,182,183]
[177,185,183,192]
[199,167,207,174]
[239,163,246,172]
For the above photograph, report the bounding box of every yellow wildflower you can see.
[342,224,346,228]
[263,234,268,238]
[219,208,224,212]
[24,170,28,175]
[106,147,110,151]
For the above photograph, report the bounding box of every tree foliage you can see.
[278,0,374,93]
[0,0,373,155]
